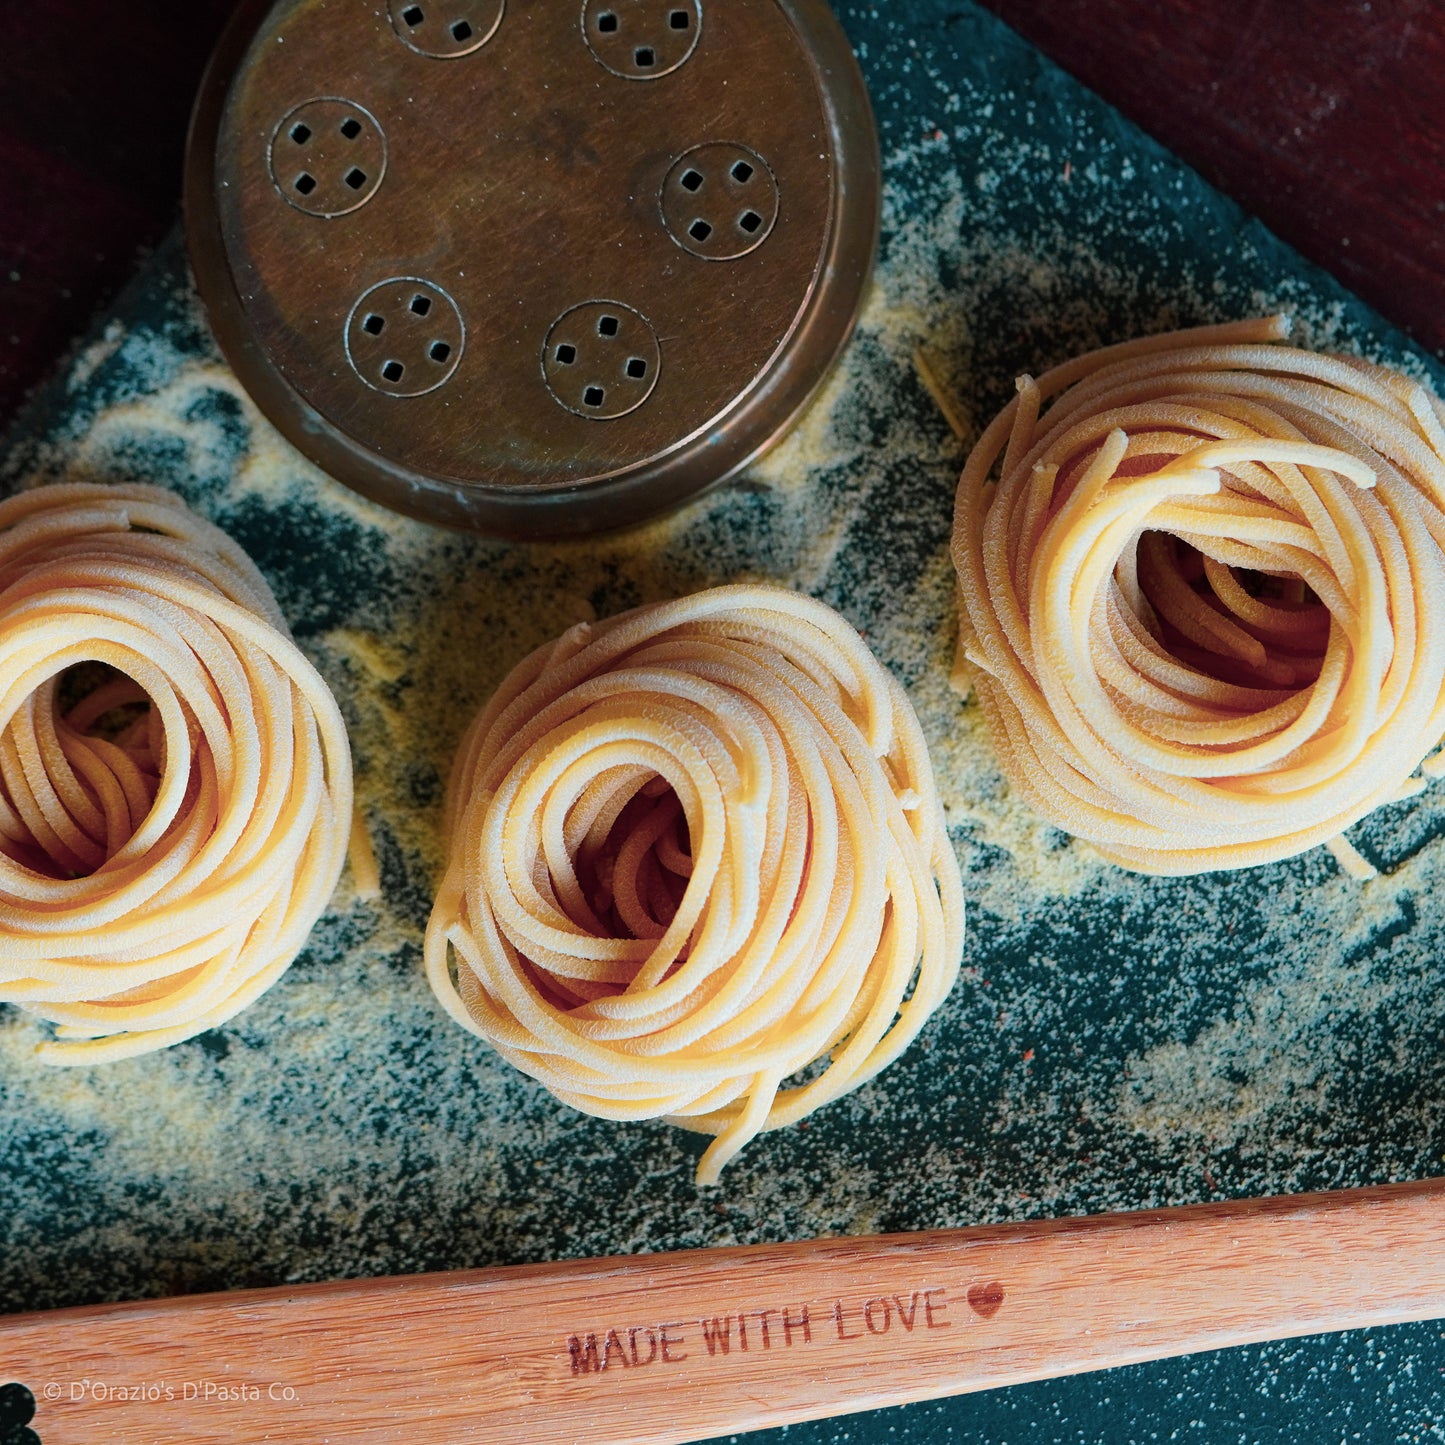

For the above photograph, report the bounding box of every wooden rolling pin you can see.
[2,1177,1443,1444]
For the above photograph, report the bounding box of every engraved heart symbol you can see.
[967,1282,1005,1318]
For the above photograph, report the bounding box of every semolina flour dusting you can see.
[3,4,1445,1440]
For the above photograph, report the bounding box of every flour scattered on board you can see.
[2,2,1445,1337]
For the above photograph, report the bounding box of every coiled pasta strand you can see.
[426,584,964,1184]
[952,316,1445,874]
[0,484,353,1062]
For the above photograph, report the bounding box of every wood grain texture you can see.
[974,0,1445,355]
[2,1179,1443,1444]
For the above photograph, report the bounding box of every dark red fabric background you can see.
[1,0,1441,427]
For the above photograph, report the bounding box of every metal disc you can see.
[185,0,880,538]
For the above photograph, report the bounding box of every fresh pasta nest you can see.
[0,484,353,1062]
[953,316,1445,875]
[426,584,964,1183]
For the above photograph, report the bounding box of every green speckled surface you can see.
[5,3,1445,1441]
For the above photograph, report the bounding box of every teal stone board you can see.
[4,2,1445,1442]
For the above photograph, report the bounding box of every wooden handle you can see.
[3,1178,1443,1444]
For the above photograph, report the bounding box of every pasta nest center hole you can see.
[2,662,163,880]
[566,773,694,974]
[1080,444,1334,695]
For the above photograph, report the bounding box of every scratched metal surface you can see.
[4,2,1445,1442]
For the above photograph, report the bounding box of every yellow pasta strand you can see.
[0,484,354,1062]
[952,317,1445,874]
[425,584,965,1184]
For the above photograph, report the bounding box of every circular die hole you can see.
[346,278,466,397]
[542,301,661,420]
[582,0,701,80]
[387,0,506,57]
[270,99,387,218]
[662,143,779,260]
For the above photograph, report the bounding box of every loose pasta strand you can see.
[425,584,965,1184]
